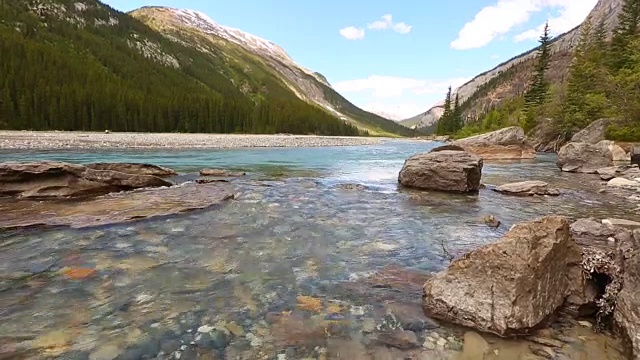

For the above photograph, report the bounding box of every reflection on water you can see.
[0,141,635,359]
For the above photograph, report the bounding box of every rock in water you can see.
[556,141,620,173]
[398,150,482,193]
[0,161,173,199]
[493,181,560,196]
[422,216,584,337]
[452,126,536,160]
[199,169,246,177]
[85,162,177,177]
[631,145,640,167]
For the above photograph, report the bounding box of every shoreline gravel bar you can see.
[0,131,390,150]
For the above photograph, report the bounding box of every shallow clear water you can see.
[0,140,635,359]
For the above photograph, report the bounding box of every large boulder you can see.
[571,118,611,144]
[422,216,584,337]
[599,140,630,162]
[614,230,640,358]
[615,253,640,358]
[398,150,482,193]
[0,161,173,199]
[557,141,626,173]
[452,126,536,160]
[85,162,177,177]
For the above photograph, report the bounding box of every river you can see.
[0,139,635,359]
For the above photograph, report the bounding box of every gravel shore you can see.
[0,131,389,149]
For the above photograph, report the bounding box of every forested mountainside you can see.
[0,0,411,136]
[129,6,413,137]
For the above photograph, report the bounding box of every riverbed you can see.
[0,140,636,359]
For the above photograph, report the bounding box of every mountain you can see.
[408,0,623,132]
[399,101,445,131]
[0,0,412,137]
[128,6,413,137]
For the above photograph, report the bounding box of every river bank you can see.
[0,131,389,150]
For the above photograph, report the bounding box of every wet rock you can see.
[0,182,234,229]
[195,179,229,184]
[58,351,90,360]
[430,144,465,152]
[530,345,555,359]
[385,302,439,332]
[0,161,173,199]
[398,150,482,193]
[423,216,584,337]
[453,126,536,160]
[571,119,611,144]
[526,336,565,348]
[269,313,328,347]
[199,169,245,177]
[327,339,369,359]
[161,339,182,353]
[208,330,228,350]
[608,177,640,190]
[557,141,624,173]
[89,344,121,360]
[460,332,489,360]
[335,183,368,191]
[597,166,620,180]
[115,339,160,360]
[603,218,640,230]
[493,181,560,196]
[614,253,640,358]
[631,145,640,166]
[483,215,501,228]
[377,329,420,349]
[85,163,177,177]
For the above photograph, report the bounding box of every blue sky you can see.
[104,0,597,120]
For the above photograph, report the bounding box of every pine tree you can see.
[608,0,640,72]
[452,93,463,133]
[436,86,453,135]
[523,21,552,132]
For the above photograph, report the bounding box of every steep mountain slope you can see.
[0,0,410,136]
[399,101,444,130]
[407,0,623,132]
[129,6,413,137]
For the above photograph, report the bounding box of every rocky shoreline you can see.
[0,131,387,150]
[397,128,640,359]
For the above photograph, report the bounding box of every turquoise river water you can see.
[0,139,636,360]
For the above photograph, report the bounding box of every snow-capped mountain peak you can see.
[169,8,294,64]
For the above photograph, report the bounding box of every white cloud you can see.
[333,75,471,120]
[514,1,597,42]
[339,26,365,40]
[450,0,597,50]
[393,23,412,34]
[368,14,393,30]
[491,54,500,59]
[366,14,413,34]
[334,75,469,99]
